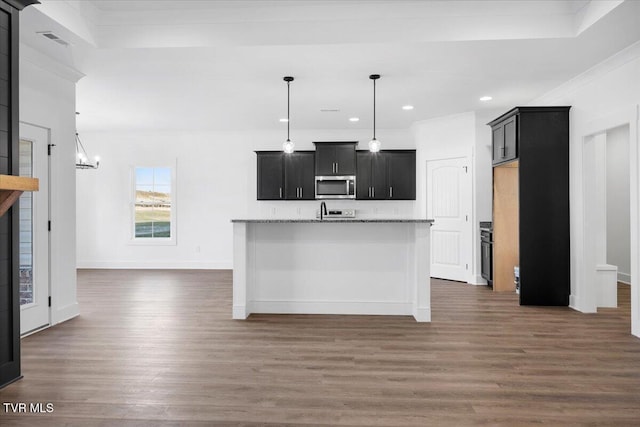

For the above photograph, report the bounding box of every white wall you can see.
[531,40,640,337]
[75,128,416,269]
[19,45,82,325]
[606,124,631,283]
[412,112,483,284]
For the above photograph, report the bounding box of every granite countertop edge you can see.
[231,219,434,223]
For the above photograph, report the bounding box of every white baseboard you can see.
[618,272,631,284]
[249,301,414,318]
[468,275,488,285]
[76,260,233,270]
[413,307,431,322]
[569,294,597,313]
[52,302,79,325]
[232,305,248,319]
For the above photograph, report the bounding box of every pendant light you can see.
[75,112,100,170]
[369,74,381,153]
[75,131,100,169]
[282,76,295,154]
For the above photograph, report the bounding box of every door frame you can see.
[19,122,51,337]
[575,105,639,338]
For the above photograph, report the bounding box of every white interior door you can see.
[426,157,471,282]
[19,123,50,335]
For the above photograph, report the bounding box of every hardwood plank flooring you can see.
[1,270,639,426]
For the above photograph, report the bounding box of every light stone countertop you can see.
[231,218,434,223]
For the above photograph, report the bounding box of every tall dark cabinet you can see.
[0,0,39,390]
[488,106,570,306]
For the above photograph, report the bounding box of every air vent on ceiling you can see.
[320,109,340,113]
[37,31,69,46]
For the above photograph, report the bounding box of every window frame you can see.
[129,162,177,246]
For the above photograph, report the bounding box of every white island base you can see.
[232,219,433,322]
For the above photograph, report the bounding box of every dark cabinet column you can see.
[489,106,570,306]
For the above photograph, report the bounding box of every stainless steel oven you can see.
[315,175,356,199]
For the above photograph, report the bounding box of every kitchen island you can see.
[231,219,434,322]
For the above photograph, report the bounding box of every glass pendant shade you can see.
[283,139,294,154]
[369,138,381,153]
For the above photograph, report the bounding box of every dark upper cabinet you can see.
[387,150,416,200]
[356,152,386,199]
[356,150,416,200]
[491,114,517,165]
[284,151,315,200]
[314,142,357,176]
[256,151,315,200]
[256,151,284,200]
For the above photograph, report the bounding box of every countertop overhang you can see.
[231,218,434,223]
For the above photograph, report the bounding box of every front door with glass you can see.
[19,123,50,335]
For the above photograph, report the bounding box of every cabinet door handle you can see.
[335,163,338,174]
[300,187,303,198]
[372,187,375,198]
[279,187,282,199]
[390,186,393,198]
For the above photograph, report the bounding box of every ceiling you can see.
[19,0,640,132]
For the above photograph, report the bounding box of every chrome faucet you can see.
[320,201,327,220]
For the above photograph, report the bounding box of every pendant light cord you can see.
[287,80,290,141]
[373,78,376,140]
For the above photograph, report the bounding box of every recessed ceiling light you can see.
[402,105,414,110]
[349,117,359,122]
[279,118,288,122]
[480,96,493,102]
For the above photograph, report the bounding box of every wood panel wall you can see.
[493,161,519,292]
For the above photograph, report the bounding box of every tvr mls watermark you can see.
[3,402,54,414]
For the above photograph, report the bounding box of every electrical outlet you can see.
[196,246,201,253]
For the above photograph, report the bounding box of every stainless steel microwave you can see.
[315,175,356,199]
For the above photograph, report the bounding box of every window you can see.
[133,166,175,242]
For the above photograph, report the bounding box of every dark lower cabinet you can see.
[0,0,39,390]
[256,151,314,200]
[356,150,416,200]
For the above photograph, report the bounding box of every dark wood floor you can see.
[1,270,639,426]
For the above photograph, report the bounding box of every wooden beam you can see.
[0,174,39,191]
